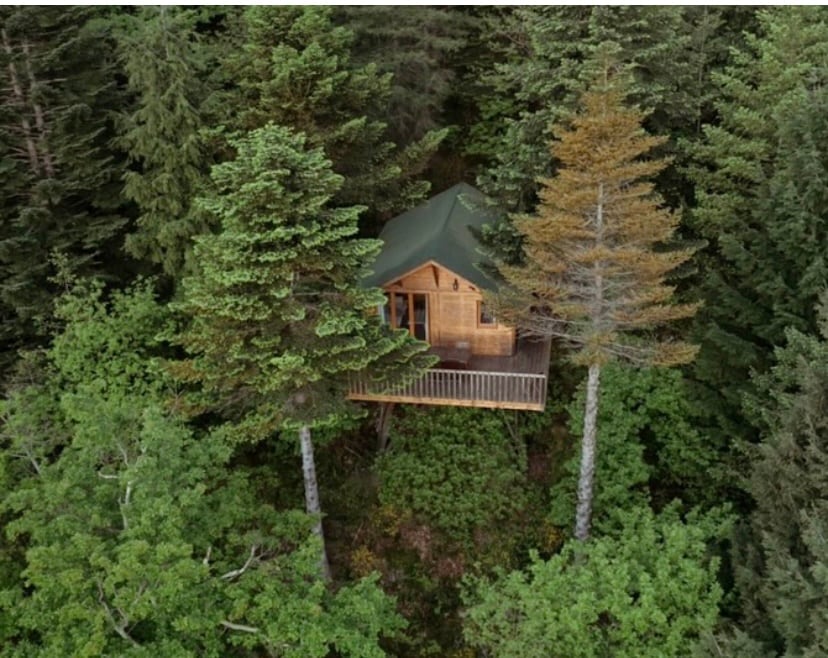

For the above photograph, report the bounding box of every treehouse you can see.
[349,183,551,411]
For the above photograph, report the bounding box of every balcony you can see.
[349,336,551,411]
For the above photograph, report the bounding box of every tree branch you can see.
[97,582,141,647]
[220,619,260,634]
[220,545,259,580]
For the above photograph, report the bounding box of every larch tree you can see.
[493,68,698,541]
[175,123,432,580]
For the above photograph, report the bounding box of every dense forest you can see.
[1,6,827,657]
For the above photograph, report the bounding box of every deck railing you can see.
[349,367,548,411]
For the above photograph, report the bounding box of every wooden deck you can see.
[349,336,551,411]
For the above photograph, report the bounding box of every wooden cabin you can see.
[349,183,551,411]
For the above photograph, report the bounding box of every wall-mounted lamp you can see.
[452,278,459,291]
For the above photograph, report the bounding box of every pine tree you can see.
[688,7,828,442]
[117,6,209,278]
[0,6,129,366]
[175,124,432,578]
[223,6,445,225]
[493,68,698,540]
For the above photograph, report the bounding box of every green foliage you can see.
[117,6,209,278]
[225,6,445,224]
[550,365,713,533]
[468,6,717,213]
[464,505,725,658]
[377,407,528,544]
[176,123,431,436]
[723,297,828,655]
[351,407,541,657]
[0,6,129,363]
[688,7,828,440]
[339,7,474,147]
[0,280,403,656]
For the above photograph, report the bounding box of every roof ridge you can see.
[443,189,461,233]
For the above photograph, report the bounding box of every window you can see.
[478,302,496,327]
[385,291,429,341]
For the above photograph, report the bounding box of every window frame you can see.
[477,301,497,328]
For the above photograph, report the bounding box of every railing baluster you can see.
[348,368,548,409]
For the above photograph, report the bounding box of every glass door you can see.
[412,294,427,340]
[385,292,429,342]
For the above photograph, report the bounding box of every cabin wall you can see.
[384,262,515,357]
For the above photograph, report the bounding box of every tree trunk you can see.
[574,363,601,541]
[22,41,55,177]
[1,28,40,175]
[376,402,395,453]
[299,425,332,581]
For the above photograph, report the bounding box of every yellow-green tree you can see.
[494,69,698,541]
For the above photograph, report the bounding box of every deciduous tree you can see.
[464,505,724,658]
[0,280,404,656]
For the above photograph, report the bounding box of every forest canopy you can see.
[1,6,827,657]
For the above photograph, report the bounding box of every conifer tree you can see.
[469,7,688,212]
[716,295,828,655]
[339,6,473,147]
[0,6,129,366]
[224,6,445,225]
[176,124,431,578]
[688,7,828,441]
[493,69,698,540]
[117,6,208,278]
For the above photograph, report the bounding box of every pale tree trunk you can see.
[376,402,395,453]
[1,28,40,175]
[299,425,332,581]
[574,363,601,541]
[22,41,55,177]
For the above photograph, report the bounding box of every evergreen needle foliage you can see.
[493,65,699,540]
[175,122,431,434]
[496,71,698,366]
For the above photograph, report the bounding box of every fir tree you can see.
[493,68,698,540]
[117,6,209,278]
[0,6,129,367]
[175,124,431,578]
[723,296,828,655]
[339,6,473,147]
[469,6,695,213]
[223,6,445,225]
[688,7,828,442]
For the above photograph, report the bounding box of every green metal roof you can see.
[363,182,499,290]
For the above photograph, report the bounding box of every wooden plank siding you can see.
[384,261,515,357]
[349,336,552,411]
